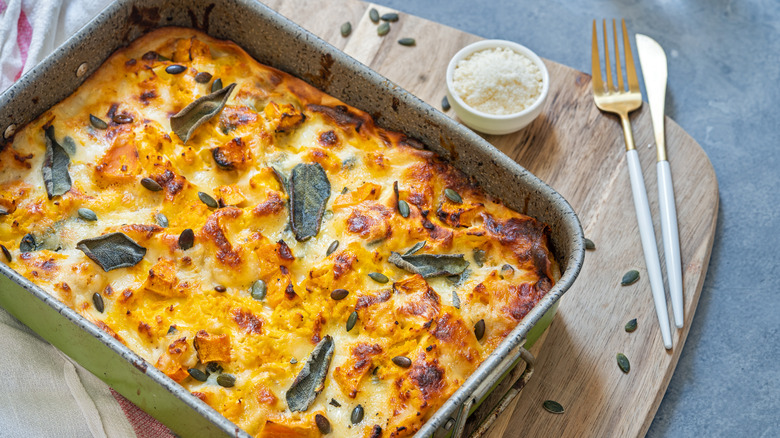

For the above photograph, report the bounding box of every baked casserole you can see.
[0,28,557,437]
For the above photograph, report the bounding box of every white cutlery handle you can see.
[658,160,684,328]
[626,150,672,349]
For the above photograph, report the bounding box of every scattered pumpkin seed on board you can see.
[542,400,565,414]
[625,318,638,332]
[621,269,640,285]
[616,353,630,373]
[341,22,352,37]
[369,8,380,23]
[377,22,390,36]
[381,12,399,22]
[584,238,596,250]
[398,38,416,46]
[441,96,451,111]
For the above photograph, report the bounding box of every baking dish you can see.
[0,0,584,436]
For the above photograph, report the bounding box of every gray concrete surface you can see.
[371,0,779,436]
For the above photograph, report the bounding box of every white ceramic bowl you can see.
[446,39,549,135]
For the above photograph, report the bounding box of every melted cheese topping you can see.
[0,28,557,437]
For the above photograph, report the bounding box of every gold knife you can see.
[636,34,684,328]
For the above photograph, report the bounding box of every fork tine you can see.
[622,19,640,92]
[591,20,604,93]
[602,20,614,91]
[613,19,624,91]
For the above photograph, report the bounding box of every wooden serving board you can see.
[260,1,719,437]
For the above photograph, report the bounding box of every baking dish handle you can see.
[448,347,535,438]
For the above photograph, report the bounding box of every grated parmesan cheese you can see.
[453,47,542,115]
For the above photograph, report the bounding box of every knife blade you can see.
[636,34,684,329]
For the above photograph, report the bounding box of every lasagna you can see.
[0,28,557,437]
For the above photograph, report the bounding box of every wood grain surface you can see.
[260,1,719,437]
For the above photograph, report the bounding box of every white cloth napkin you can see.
[1,1,165,436]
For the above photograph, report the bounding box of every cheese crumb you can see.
[453,47,542,115]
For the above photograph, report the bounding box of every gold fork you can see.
[591,19,673,349]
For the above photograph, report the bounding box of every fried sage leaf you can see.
[286,335,335,412]
[42,126,72,199]
[289,163,331,241]
[170,82,236,143]
[76,232,146,272]
[388,251,469,278]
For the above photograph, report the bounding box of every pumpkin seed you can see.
[330,288,349,301]
[315,413,331,434]
[78,207,97,222]
[351,404,364,424]
[42,126,72,199]
[542,400,564,414]
[206,362,223,374]
[346,311,358,331]
[286,336,335,412]
[194,71,212,83]
[140,177,163,192]
[167,325,178,335]
[474,319,486,341]
[473,249,486,267]
[326,240,339,256]
[1,244,11,262]
[112,114,133,124]
[214,285,226,293]
[290,358,298,364]
[217,373,236,387]
[178,228,195,250]
[289,163,331,241]
[444,188,462,203]
[381,12,399,22]
[368,272,389,283]
[341,22,352,37]
[391,356,412,368]
[616,353,630,373]
[211,78,223,92]
[369,8,380,23]
[19,233,37,253]
[584,238,596,250]
[198,191,219,208]
[621,270,640,286]
[89,114,108,129]
[452,291,461,309]
[155,212,169,228]
[251,279,267,300]
[170,82,236,143]
[388,252,468,278]
[92,292,104,313]
[188,368,208,382]
[377,22,390,36]
[329,398,341,407]
[625,318,638,333]
[76,232,147,272]
[403,241,426,256]
[441,96,450,111]
[398,38,415,46]
[398,199,410,218]
[165,64,186,74]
